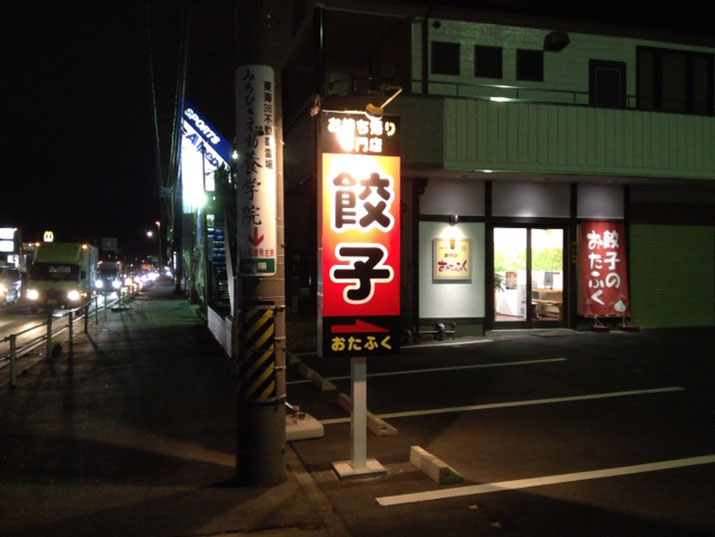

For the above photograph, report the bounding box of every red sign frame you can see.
[580,220,630,317]
[318,113,401,357]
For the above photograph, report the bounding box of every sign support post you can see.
[332,356,386,478]
[318,110,401,479]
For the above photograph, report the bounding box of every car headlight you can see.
[0,284,7,294]
[67,290,81,301]
[27,289,40,300]
[95,280,104,289]
[112,280,121,289]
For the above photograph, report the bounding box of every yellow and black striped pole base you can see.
[239,306,278,402]
[237,305,286,486]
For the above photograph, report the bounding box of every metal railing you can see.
[1,287,138,388]
[316,75,714,116]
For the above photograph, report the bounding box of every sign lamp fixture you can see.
[365,85,402,119]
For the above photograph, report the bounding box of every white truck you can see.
[25,242,98,310]
[95,260,123,293]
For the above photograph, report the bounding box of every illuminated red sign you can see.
[580,221,630,317]
[318,113,400,357]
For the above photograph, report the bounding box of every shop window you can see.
[637,46,713,115]
[475,45,502,78]
[516,49,543,81]
[431,41,460,75]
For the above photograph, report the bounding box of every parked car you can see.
[0,266,22,305]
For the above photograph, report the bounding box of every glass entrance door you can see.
[529,228,564,324]
[494,228,527,322]
[493,227,565,327]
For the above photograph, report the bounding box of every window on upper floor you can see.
[637,46,713,115]
[431,41,460,75]
[516,49,543,81]
[590,60,626,108]
[475,45,503,78]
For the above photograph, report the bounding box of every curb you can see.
[409,445,464,484]
[336,392,398,436]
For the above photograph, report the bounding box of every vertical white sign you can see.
[235,65,277,276]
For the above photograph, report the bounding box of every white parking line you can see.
[376,454,715,506]
[319,386,684,425]
[402,339,493,349]
[287,358,567,385]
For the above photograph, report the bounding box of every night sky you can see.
[3,2,234,259]
[2,1,712,259]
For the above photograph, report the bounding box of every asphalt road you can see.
[288,328,715,536]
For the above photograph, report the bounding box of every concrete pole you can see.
[235,0,286,486]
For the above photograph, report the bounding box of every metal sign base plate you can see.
[332,459,386,480]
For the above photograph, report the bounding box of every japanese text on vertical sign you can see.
[580,221,630,316]
[236,64,277,275]
[319,113,400,357]
[324,115,399,155]
[330,334,393,353]
[240,71,274,225]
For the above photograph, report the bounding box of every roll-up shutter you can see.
[630,225,714,327]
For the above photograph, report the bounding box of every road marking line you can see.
[376,454,715,506]
[402,339,494,349]
[318,386,684,425]
[287,358,567,385]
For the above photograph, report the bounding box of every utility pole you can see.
[234,0,286,486]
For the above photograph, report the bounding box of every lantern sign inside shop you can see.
[580,221,630,317]
[318,112,400,358]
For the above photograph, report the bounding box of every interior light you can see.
[490,96,511,103]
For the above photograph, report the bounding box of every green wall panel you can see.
[630,225,715,327]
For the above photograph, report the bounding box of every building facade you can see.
[282,1,715,343]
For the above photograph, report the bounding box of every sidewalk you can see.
[0,280,341,537]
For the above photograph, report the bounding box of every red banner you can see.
[580,221,630,317]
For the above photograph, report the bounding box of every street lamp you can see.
[155,221,163,270]
[146,222,162,270]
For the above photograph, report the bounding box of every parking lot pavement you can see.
[287,327,715,536]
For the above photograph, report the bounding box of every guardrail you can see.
[1,286,139,388]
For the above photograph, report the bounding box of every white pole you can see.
[332,356,385,479]
[350,356,368,470]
